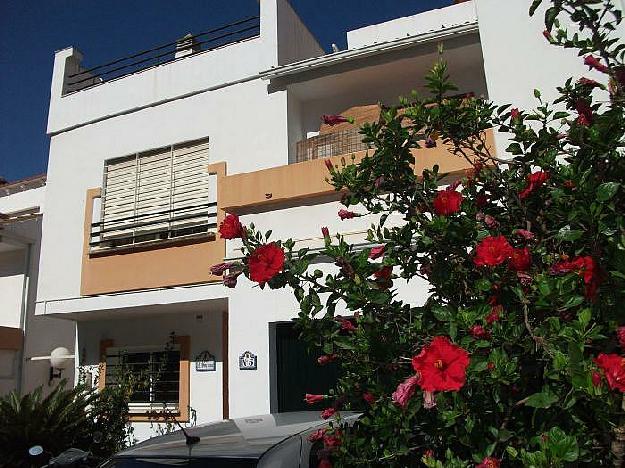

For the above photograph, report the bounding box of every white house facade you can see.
[17,0,621,441]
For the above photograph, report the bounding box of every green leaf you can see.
[596,182,620,202]
[534,88,542,99]
[557,226,584,242]
[529,0,543,16]
[524,389,559,408]
[432,305,452,322]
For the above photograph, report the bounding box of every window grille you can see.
[105,346,181,413]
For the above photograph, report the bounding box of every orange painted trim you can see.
[0,326,23,350]
[221,310,229,419]
[98,337,191,423]
[219,129,495,213]
[80,162,228,295]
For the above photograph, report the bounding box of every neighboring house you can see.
[32,0,614,440]
[0,175,75,396]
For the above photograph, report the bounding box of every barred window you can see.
[105,346,181,414]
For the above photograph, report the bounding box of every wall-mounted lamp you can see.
[30,347,75,385]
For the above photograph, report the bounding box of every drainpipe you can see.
[16,242,32,395]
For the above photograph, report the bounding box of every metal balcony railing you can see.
[295,128,371,163]
[65,16,260,93]
[90,202,218,252]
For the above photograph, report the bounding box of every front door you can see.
[275,322,339,412]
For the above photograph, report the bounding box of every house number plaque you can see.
[239,351,257,370]
[195,351,216,372]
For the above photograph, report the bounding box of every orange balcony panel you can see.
[80,163,226,296]
[220,129,494,213]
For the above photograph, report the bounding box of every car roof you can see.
[114,412,357,460]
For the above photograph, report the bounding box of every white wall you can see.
[475,0,625,156]
[38,78,289,305]
[347,1,477,49]
[0,186,76,395]
[78,310,224,441]
[0,250,25,329]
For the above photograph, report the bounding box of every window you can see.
[100,337,191,420]
[93,137,216,250]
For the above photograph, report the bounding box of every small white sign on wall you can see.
[195,351,216,372]
[239,351,257,370]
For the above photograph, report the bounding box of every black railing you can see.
[90,202,218,251]
[66,16,260,93]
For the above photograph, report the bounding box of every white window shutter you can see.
[98,137,212,250]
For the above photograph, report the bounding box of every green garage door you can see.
[275,322,339,413]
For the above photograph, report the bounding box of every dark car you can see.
[101,412,359,468]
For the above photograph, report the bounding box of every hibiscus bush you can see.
[213,1,625,466]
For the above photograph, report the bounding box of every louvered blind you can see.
[98,137,213,249]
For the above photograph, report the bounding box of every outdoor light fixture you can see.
[30,347,75,385]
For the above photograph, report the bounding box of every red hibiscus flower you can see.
[392,375,420,409]
[323,433,342,449]
[317,354,337,365]
[477,457,501,468]
[486,305,503,324]
[210,262,234,276]
[321,114,352,126]
[362,392,376,405]
[374,266,393,280]
[222,272,241,288]
[592,371,603,387]
[594,353,625,392]
[218,213,244,239]
[510,108,521,120]
[618,327,625,350]
[575,99,593,126]
[476,194,488,208]
[433,189,463,216]
[324,159,334,172]
[519,171,550,200]
[473,235,514,267]
[411,336,470,392]
[550,255,601,299]
[509,247,532,271]
[308,428,326,442]
[369,245,385,260]
[304,394,327,404]
[321,226,330,239]
[248,243,285,284]
[338,209,357,220]
[578,77,601,88]
[469,324,490,340]
[514,229,535,240]
[337,318,357,332]
[318,459,333,468]
[584,55,609,74]
[320,407,337,419]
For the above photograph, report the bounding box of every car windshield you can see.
[101,458,258,467]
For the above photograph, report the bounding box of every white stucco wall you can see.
[347,1,477,49]
[475,0,625,156]
[38,77,289,304]
[78,310,224,441]
[0,185,76,395]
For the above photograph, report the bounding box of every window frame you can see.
[99,336,191,422]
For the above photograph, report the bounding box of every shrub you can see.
[214,1,625,466]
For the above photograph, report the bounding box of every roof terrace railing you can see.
[65,15,260,93]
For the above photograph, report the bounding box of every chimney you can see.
[175,33,201,59]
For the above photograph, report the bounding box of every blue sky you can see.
[0,0,448,182]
